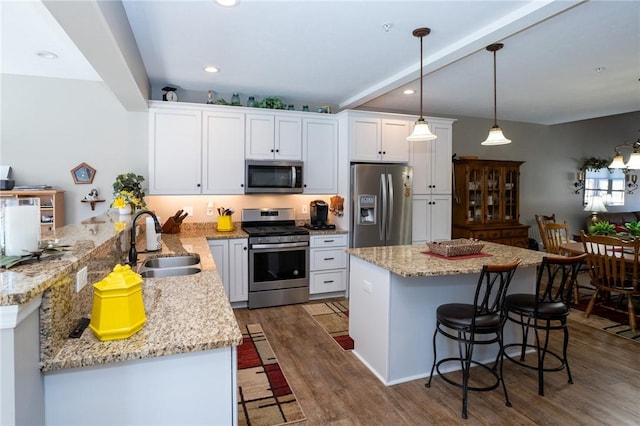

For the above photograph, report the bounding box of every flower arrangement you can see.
[111,173,147,211]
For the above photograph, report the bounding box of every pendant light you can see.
[481,43,511,146]
[407,27,437,142]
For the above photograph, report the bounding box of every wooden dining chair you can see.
[535,214,556,251]
[543,221,570,255]
[581,231,640,332]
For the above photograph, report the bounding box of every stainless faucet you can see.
[128,210,162,266]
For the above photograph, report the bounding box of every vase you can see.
[118,204,132,215]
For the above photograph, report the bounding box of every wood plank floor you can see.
[234,300,640,425]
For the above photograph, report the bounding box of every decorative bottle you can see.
[247,96,256,107]
[231,93,241,106]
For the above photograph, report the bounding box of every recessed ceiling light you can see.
[403,89,415,95]
[204,66,220,73]
[36,51,58,60]
[595,66,606,73]
[216,0,239,6]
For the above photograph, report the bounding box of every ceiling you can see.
[2,0,639,125]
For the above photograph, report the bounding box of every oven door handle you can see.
[251,242,309,249]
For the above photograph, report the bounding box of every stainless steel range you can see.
[241,208,310,309]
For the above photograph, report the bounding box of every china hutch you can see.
[452,159,529,248]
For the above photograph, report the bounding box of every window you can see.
[584,168,625,207]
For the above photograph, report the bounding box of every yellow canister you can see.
[217,215,233,231]
[89,264,146,341]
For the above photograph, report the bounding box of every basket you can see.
[426,239,484,257]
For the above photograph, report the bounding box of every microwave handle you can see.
[291,166,297,188]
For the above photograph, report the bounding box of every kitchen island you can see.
[346,242,546,386]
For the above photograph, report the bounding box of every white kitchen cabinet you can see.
[302,117,338,194]
[202,110,246,194]
[349,115,410,163]
[148,106,202,194]
[245,113,302,160]
[209,238,249,303]
[412,194,452,244]
[309,234,348,294]
[410,119,454,195]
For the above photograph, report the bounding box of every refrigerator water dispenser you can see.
[357,195,377,225]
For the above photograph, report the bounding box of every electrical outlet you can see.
[206,202,214,216]
[182,206,193,216]
[302,204,308,214]
[76,266,88,293]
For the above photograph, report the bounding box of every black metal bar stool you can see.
[503,254,586,396]
[425,259,521,419]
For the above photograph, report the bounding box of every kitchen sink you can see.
[139,267,201,279]
[141,254,200,269]
[138,254,202,278]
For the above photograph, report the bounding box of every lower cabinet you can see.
[309,234,348,294]
[208,238,248,303]
[412,194,452,244]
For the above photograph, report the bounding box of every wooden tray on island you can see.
[426,239,484,257]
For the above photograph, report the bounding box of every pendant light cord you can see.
[419,34,424,120]
[492,49,497,127]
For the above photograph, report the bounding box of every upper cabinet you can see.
[245,114,302,160]
[149,103,245,195]
[349,115,410,163]
[303,117,338,194]
[410,119,454,195]
[149,106,203,195]
[202,110,246,194]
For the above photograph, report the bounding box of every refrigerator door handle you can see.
[380,173,387,240]
[387,173,394,238]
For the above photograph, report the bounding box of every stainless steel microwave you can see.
[245,160,304,194]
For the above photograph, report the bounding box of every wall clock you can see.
[162,86,178,102]
[71,162,96,184]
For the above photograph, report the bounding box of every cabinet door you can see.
[275,116,302,160]
[412,194,452,243]
[202,111,245,194]
[380,119,410,162]
[228,238,248,302]
[350,117,381,161]
[245,114,275,159]
[149,108,202,194]
[208,240,229,297]
[303,118,338,194]
[430,122,453,194]
[410,121,452,195]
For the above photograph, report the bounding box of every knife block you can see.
[162,217,182,234]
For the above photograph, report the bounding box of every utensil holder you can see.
[217,215,233,231]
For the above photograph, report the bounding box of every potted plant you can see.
[588,221,616,235]
[111,172,147,214]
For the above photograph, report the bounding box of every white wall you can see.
[1,74,148,224]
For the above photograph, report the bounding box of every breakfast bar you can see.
[346,242,546,386]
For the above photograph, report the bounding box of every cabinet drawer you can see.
[310,234,348,248]
[310,270,346,294]
[501,228,528,237]
[310,248,347,270]
[473,230,501,239]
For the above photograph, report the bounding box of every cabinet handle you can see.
[324,239,334,243]
[271,149,274,152]
[378,151,382,154]
[276,149,279,153]
[240,183,244,187]
[324,257,335,261]
[197,183,201,187]
[304,184,307,187]
[323,280,335,284]
[383,151,386,154]
[243,247,247,250]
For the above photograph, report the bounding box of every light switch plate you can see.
[76,266,88,293]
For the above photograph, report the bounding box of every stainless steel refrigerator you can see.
[351,163,413,248]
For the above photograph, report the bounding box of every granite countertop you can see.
[346,241,546,277]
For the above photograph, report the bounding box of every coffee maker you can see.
[306,200,335,230]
